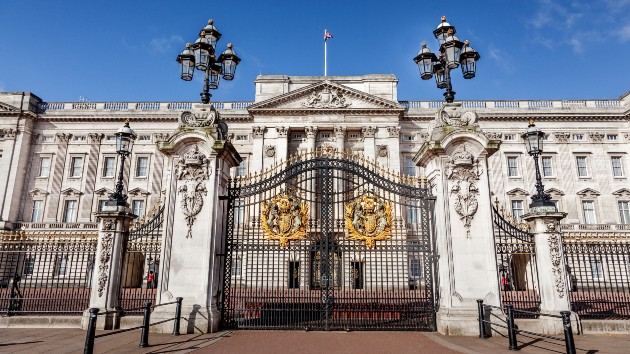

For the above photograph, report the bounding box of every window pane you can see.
[582,201,596,224]
[31,200,44,222]
[64,200,77,223]
[103,157,115,177]
[410,259,421,278]
[233,201,244,224]
[236,158,247,176]
[511,200,524,220]
[507,157,518,177]
[71,157,83,177]
[405,156,416,176]
[98,200,108,212]
[542,157,553,177]
[576,157,588,177]
[39,157,51,177]
[132,200,145,220]
[611,157,623,177]
[619,201,630,224]
[136,157,148,177]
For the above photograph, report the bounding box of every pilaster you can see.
[305,126,318,151]
[387,126,401,172]
[362,126,376,160]
[276,126,289,162]
[334,126,346,152]
[251,126,264,173]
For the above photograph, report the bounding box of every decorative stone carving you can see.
[612,188,630,198]
[305,126,318,139]
[334,126,346,139]
[176,145,212,238]
[56,133,72,143]
[576,188,600,198]
[387,126,401,138]
[276,126,289,138]
[484,132,502,140]
[554,132,570,143]
[377,145,388,157]
[548,231,565,298]
[437,105,478,128]
[61,188,83,197]
[3,129,17,139]
[264,145,276,157]
[29,188,49,198]
[30,133,40,144]
[179,108,216,128]
[418,131,430,142]
[87,133,104,144]
[252,126,265,138]
[589,132,605,142]
[301,87,351,108]
[153,133,170,142]
[98,220,115,297]
[445,144,483,237]
[226,133,234,143]
[361,126,376,139]
[624,132,630,140]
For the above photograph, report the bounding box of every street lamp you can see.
[413,16,480,103]
[177,19,241,104]
[109,120,137,207]
[521,119,556,211]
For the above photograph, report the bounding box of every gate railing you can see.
[0,229,97,315]
[562,230,630,319]
[492,201,541,316]
[119,203,164,313]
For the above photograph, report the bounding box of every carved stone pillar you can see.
[276,126,289,162]
[305,126,318,151]
[251,126,265,173]
[362,126,376,160]
[83,205,134,329]
[0,121,34,228]
[415,102,501,335]
[334,126,346,152]
[387,126,401,172]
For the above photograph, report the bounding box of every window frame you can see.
[69,156,84,178]
[31,200,44,223]
[132,199,145,221]
[38,156,52,178]
[611,156,624,178]
[63,200,78,223]
[236,157,248,177]
[541,156,554,177]
[582,200,597,224]
[619,201,630,225]
[575,156,589,178]
[511,200,525,220]
[506,156,520,178]
[102,156,116,178]
[135,156,150,178]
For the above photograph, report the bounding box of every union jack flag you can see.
[324,30,333,41]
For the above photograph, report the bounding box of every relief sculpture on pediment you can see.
[302,87,351,109]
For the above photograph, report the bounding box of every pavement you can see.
[0,328,628,353]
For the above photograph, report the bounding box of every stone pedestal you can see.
[82,205,135,330]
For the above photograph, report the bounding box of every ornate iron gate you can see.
[222,148,437,330]
[118,204,164,313]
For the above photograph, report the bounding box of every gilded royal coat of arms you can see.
[345,193,393,249]
[261,193,309,248]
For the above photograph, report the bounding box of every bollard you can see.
[477,299,487,338]
[506,304,519,351]
[561,311,576,354]
[139,301,152,348]
[173,297,183,336]
[83,308,99,354]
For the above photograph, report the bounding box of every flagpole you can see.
[324,30,328,76]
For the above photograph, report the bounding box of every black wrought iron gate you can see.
[222,149,437,330]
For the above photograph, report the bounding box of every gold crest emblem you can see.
[345,193,393,249]
[261,193,309,248]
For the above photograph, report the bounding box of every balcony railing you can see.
[13,222,99,230]
[38,101,254,113]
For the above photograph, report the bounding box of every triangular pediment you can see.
[247,81,403,114]
[61,187,83,197]
[94,188,113,197]
[0,102,19,112]
[612,188,630,198]
[545,188,565,196]
[128,188,151,196]
[576,188,600,197]
[29,188,49,198]
[506,188,530,197]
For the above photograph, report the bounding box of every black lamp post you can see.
[177,19,241,104]
[413,16,480,103]
[108,120,137,207]
[521,119,556,210]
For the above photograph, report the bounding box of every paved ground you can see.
[0,328,628,353]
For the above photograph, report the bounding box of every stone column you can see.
[414,103,502,335]
[523,211,570,333]
[362,126,376,160]
[334,126,346,152]
[305,126,318,152]
[44,133,71,222]
[0,125,33,227]
[276,126,289,162]
[80,133,103,221]
[251,126,264,173]
[387,126,401,172]
[83,205,135,329]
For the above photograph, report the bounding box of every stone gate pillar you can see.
[152,105,241,333]
[414,102,501,335]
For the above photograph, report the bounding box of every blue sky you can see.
[1,0,629,102]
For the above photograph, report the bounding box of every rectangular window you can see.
[404,156,416,176]
[607,134,618,141]
[351,261,364,290]
[410,259,421,278]
[402,134,415,141]
[31,200,44,222]
[39,157,51,177]
[406,202,420,225]
[236,158,247,177]
[582,201,596,224]
[23,257,35,276]
[576,157,588,177]
[135,157,149,177]
[233,256,242,277]
[573,134,584,141]
[348,133,359,139]
[233,201,245,224]
[507,156,519,177]
[292,133,303,140]
[611,156,623,177]
[619,201,630,225]
[132,200,145,221]
[511,200,524,220]
[590,258,604,281]
[70,157,83,177]
[98,200,108,212]
[288,261,300,289]
[235,134,248,141]
[102,157,116,177]
[63,200,78,223]
[542,156,553,177]
[503,134,516,141]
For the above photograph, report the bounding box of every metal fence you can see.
[0,229,97,315]
[492,202,540,317]
[562,231,630,319]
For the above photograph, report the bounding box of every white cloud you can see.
[149,35,184,54]
[621,24,630,42]
[487,44,514,73]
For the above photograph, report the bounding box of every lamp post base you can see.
[529,199,557,213]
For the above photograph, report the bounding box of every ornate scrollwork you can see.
[345,193,393,249]
[176,145,211,238]
[264,145,276,157]
[98,228,114,297]
[179,109,216,128]
[260,193,309,248]
[548,231,566,298]
[178,182,207,238]
[302,87,351,108]
[445,144,482,238]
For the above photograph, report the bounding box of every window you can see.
[406,202,420,225]
[402,134,416,141]
[607,134,618,141]
[55,256,69,277]
[288,261,299,289]
[511,200,524,220]
[619,201,630,224]
[31,200,44,222]
[138,135,151,141]
[98,200,108,212]
[410,259,421,278]
[404,156,416,176]
[106,135,116,141]
[504,134,516,141]
[576,157,588,177]
[233,256,242,277]
[236,158,247,177]
[611,156,623,177]
[73,135,86,142]
[348,133,359,139]
[23,257,35,276]
[42,135,55,142]
[590,258,604,281]
[63,200,78,223]
[320,133,330,139]
[102,157,116,177]
[132,200,145,221]
[572,134,584,141]
[233,201,245,224]
[70,157,83,177]
[135,157,149,177]
[292,133,303,140]
[582,201,596,224]
[542,156,553,177]
[507,156,519,177]
[39,157,51,177]
[235,134,248,141]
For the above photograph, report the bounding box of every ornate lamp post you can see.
[177,19,241,104]
[108,120,137,207]
[413,16,480,103]
[521,119,556,211]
